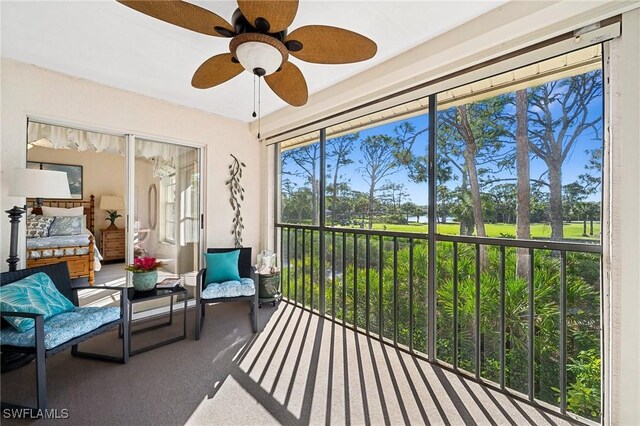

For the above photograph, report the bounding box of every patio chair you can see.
[0,262,129,411]
[195,247,258,340]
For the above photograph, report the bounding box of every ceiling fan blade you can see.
[237,0,298,33]
[265,62,308,107]
[118,0,234,37]
[192,53,244,89]
[285,25,377,64]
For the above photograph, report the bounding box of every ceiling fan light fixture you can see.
[230,33,289,77]
[235,41,282,76]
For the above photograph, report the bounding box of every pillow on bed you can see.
[25,215,55,238]
[49,216,83,236]
[41,206,84,217]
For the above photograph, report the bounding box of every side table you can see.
[258,272,282,308]
[100,228,125,262]
[125,285,187,356]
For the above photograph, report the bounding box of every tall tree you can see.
[280,178,296,222]
[578,147,603,232]
[489,184,517,223]
[437,185,456,223]
[438,96,511,269]
[563,182,589,221]
[402,201,419,222]
[325,182,351,224]
[579,148,602,194]
[283,186,313,223]
[515,89,531,277]
[528,70,602,241]
[380,181,409,214]
[456,104,488,244]
[358,135,399,229]
[326,134,356,225]
[281,144,321,224]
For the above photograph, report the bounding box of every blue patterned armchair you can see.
[0,262,129,411]
[195,247,258,339]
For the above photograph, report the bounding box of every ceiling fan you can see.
[118,0,378,107]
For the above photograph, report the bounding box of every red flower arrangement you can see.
[125,256,164,273]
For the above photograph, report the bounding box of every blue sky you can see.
[284,72,603,207]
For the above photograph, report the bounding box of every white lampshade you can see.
[8,168,71,198]
[100,195,124,211]
[235,41,283,76]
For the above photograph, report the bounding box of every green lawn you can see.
[367,222,600,241]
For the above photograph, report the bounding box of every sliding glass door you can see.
[131,138,202,296]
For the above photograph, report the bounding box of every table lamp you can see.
[6,168,71,271]
[100,195,125,230]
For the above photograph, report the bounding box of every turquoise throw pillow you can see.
[1,272,75,333]
[205,250,241,284]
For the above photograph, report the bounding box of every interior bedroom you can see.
[24,121,200,311]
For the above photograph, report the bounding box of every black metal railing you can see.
[276,223,601,420]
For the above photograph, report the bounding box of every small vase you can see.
[132,270,158,291]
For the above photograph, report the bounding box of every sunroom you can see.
[1,1,639,425]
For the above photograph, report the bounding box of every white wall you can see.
[607,9,640,426]
[0,58,263,269]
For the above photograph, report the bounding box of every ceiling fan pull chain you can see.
[252,74,257,118]
[257,77,262,139]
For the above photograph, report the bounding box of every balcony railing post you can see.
[393,237,399,345]
[560,251,567,414]
[409,238,415,353]
[280,226,285,299]
[353,233,358,329]
[294,228,298,305]
[310,229,314,311]
[319,128,326,316]
[453,241,459,370]
[528,248,535,402]
[475,243,481,379]
[500,245,506,390]
[342,232,347,326]
[379,235,384,338]
[288,227,292,301]
[366,234,371,335]
[332,231,336,318]
[302,229,306,307]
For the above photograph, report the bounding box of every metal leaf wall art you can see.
[227,154,246,247]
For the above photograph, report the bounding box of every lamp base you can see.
[106,223,119,230]
[6,206,25,272]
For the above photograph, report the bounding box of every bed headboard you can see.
[28,194,95,234]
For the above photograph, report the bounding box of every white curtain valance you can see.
[27,122,176,177]
[28,122,125,154]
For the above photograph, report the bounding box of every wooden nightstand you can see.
[100,228,125,262]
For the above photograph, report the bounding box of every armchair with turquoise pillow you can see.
[1,272,76,333]
[0,262,129,411]
[195,247,258,339]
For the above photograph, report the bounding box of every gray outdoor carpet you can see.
[1,302,574,425]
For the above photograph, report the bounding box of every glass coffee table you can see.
[125,284,187,356]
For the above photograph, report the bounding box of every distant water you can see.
[407,216,428,223]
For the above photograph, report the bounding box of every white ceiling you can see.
[1,0,506,122]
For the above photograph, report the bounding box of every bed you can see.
[25,195,100,285]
